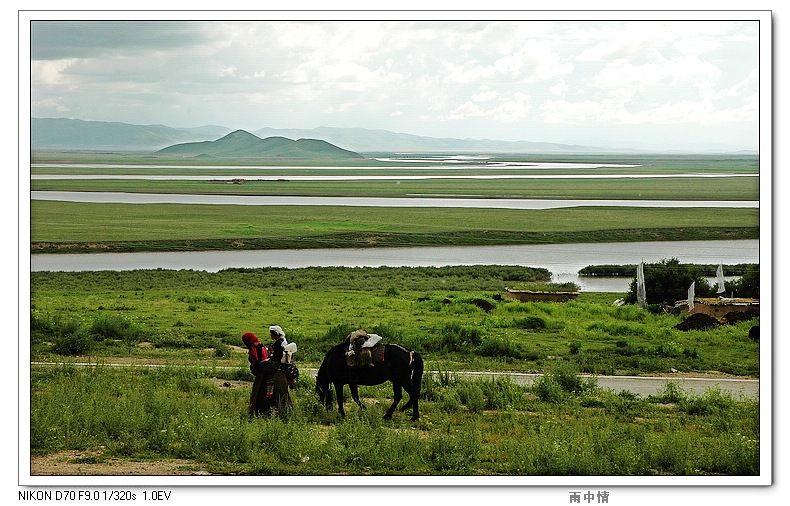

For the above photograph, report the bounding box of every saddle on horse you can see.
[344,329,385,368]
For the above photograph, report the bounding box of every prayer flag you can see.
[716,263,726,294]
[637,262,647,309]
[688,281,695,310]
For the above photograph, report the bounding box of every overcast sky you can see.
[26,13,765,151]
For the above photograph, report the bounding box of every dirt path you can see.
[29,450,212,476]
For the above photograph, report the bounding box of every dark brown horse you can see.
[315,342,423,421]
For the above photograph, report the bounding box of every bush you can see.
[436,389,462,413]
[679,387,736,416]
[625,258,716,305]
[481,377,525,410]
[426,322,483,352]
[533,375,564,403]
[513,316,547,330]
[457,382,486,413]
[90,314,143,343]
[649,382,685,404]
[214,343,231,358]
[53,324,93,355]
[477,336,522,359]
[551,361,589,393]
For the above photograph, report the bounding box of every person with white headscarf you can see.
[268,325,300,390]
[268,325,287,363]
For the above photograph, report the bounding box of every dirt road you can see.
[30,362,760,399]
[442,370,760,399]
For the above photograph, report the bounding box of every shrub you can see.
[649,381,685,404]
[90,314,143,343]
[457,382,486,413]
[513,316,547,330]
[551,362,584,393]
[52,322,93,355]
[477,336,522,359]
[214,343,231,358]
[432,322,483,352]
[436,389,462,413]
[533,375,564,403]
[481,377,525,410]
[679,387,736,416]
[31,310,55,334]
[625,258,715,305]
[655,340,683,358]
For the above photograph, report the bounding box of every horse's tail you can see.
[410,351,424,395]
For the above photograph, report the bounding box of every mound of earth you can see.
[722,309,760,325]
[470,298,496,312]
[675,313,721,331]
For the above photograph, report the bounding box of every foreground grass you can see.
[29,364,759,476]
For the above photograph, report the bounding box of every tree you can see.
[729,265,760,298]
[625,258,715,306]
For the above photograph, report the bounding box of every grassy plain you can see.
[29,267,760,476]
[29,152,760,253]
[31,201,758,252]
[28,152,762,477]
[30,267,760,376]
[30,175,759,200]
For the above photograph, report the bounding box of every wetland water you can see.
[31,191,757,209]
[30,239,759,292]
[29,184,760,291]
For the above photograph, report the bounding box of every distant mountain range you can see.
[157,129,363,159]
[31,117,630,154]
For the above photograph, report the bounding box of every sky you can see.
[25,11,766,152]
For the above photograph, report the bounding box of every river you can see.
[29,239,759,293]
[31,191,757,210]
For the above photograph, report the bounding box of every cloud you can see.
[549,79,568,97]
[472,90,499,102]
[26,18,761,149]
[440,92,531,123]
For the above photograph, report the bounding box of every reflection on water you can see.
[30,240,759,293]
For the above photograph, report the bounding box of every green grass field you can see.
[31,201,758,252]
[27,152,763,477]
[29,267,761,476]
[30,267,760,377]
[30,175,759,200]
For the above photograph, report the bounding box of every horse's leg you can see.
[334,382,346,417]
[407,384,419,421]
[349,383,365,410]
[398,386,419,421]
[384,382,402,420]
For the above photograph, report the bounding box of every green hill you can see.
[156,130,363,159]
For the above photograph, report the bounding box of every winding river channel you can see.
[31,191,757,210]
[30,175,760,291]
[30,239,759,292]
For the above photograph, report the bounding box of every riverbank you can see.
[31,226,758,254]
